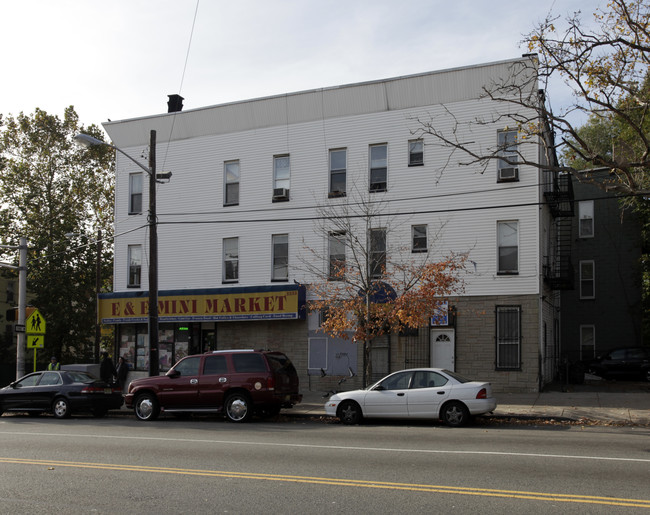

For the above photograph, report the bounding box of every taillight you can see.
[476,388,487,399]
[267,376,275,391]
[81,386,103,394]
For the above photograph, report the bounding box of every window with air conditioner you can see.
[273,155,290,201]
[497,130,519,182]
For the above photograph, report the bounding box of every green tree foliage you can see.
[0,107,114,367]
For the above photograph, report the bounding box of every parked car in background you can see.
[125,349,302,422]
[0,370,123,418]
[325,368,496,427]
[585,347,650,381]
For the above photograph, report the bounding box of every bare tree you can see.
[299,186,466,385]
[413,0,650,195]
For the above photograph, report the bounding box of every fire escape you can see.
[544,173,575,290]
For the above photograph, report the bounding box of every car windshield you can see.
[442,370,471,383]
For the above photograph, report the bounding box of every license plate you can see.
[104,388,112,394]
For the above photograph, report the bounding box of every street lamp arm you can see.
[74,134,151,175]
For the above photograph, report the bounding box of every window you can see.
[272,234,289,281]
[224,160,240,206]
[369,144,387,192]
[497,221,518,274]
[578,200,594,238]
[580,260,595,299]
[129,173,143,214]
[223,237,239,283]
[496,306,521,369]
[203,355,228,375]
[497,130,519,182]
[329,149,346,197]
[127,245,142,287]
[328,231,346,280]
[408,140,424,166]
[369,228,386,278]
[273,155,290,200]
[580,325,595,360]
[412,224,427,253]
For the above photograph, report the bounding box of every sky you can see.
[2,0,606,135]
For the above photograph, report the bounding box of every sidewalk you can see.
[291,382,650,425]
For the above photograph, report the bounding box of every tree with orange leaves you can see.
[301,188,467,386]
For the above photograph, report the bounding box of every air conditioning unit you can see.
[498,167,519,181]
[272,188,290,200]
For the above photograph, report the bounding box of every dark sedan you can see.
[586,347,650,381]
[0,370,123,418]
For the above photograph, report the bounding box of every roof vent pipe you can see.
[167,94,184,113]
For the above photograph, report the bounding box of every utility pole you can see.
[148,130,159,376]
[95,229,102,363]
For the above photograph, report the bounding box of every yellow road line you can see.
[1,457,649,508]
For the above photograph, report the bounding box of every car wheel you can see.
[225,393,253,423]
[134,393,160,421]
[337,400,363,425]
[92,409,107,418]
[52,397,71,419]
[441,401,469,427]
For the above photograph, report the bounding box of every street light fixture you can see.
[74,131,171,376]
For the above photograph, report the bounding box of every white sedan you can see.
[324,368,496,427]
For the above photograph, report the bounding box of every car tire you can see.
[225,393,253,423]
[337,400,363,425]
[134,393,160,421]
[52,397,71,419]
[441,401,469,427]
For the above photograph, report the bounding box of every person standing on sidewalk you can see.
[100,351,116,385]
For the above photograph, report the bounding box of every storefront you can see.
[98,284,306,373]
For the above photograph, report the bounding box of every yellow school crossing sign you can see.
[27,335,44,349]
[26,309,46,335]
[26,309,46,349]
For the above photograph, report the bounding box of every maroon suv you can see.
[125,349,302,422]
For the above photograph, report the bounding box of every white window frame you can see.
[273,155,290,190]
[328,231,346,280]
[271,234,289,281]
[224,160,240,206]
[497,130,519,182]
[369,144,387,192]
[222,237,239,283]
[329,149,346,197]
[408,139,424,166]
[368,228,386,278]
[579,260,595,299]
[411,224,427,253]
[578,200,594,238]
[580,325,595,360]
[496,305,521,370]
[497,220,519,274]
[129,173,143,214]
[127,245,142,288]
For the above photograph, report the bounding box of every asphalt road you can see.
[0,414,648,514]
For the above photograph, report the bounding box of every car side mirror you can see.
[373,385,384,391]
[166,370,180,378]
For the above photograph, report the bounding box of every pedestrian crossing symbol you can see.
[26,309,46,335]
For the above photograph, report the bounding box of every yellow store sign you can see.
[98,285,305,324]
